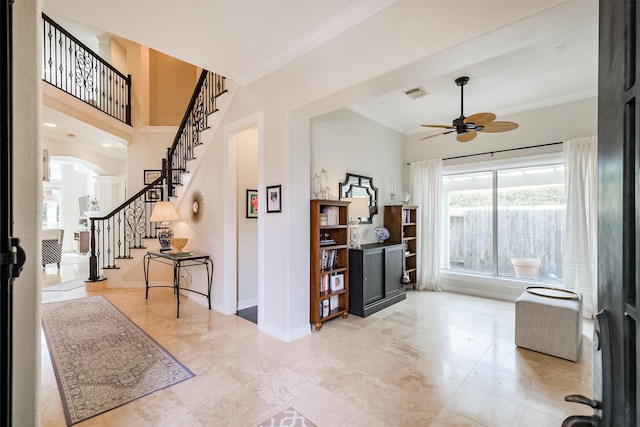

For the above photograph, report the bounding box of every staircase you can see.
[41,13,229,283]
[86,70,227,281]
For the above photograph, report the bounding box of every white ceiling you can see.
[43,107,127,158]
[41,0,598,146]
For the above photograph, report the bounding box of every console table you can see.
[143,251,213,318]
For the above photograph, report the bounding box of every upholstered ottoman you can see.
[515,287,583,362]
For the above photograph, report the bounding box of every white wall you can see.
[236,128,258,309]
[126,126,177,195]
[310,108,406,244]
[44,136,126,176]
[13,0,41,424]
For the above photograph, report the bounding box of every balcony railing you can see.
[42,13,131,125]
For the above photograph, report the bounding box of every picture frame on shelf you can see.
[330,273,344,291]
[144,169,162,185]
[266,184,282,213]
[145,186,163,202]
[246,189,258,218]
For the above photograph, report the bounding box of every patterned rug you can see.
[42,296,194,425]
[257,407,317,427]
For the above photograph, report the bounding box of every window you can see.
[42,186,62,229]
[443,162,565,284]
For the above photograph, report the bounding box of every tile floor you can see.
[40,258,594,426]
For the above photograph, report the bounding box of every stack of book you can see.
[319,212,328,226]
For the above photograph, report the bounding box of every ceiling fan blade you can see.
[421,124,455,129]
[480,121,519,133]
[464,112,496,126]
[456,130,477,143]
[419,130,455,141]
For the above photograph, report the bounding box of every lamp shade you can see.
[344,197,370,219]
[150,201,179,223]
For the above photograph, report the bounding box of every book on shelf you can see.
[321,274,330,292]
[403,209,410,223]
[322,299,330,317]
[319,249,338,270]
[329,295,339,311]
[319,212,328,226]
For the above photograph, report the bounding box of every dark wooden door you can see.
[563,1,640,425]
[384,244,404,298]
[363,249,384,304]
[0,1,13,424]
[1,2,25,424]
[597,0,640,425]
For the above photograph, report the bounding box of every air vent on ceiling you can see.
[404,86,429,100]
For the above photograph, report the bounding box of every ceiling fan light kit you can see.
[420,76,519,143]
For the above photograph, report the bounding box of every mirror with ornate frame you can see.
[339,173,378,224]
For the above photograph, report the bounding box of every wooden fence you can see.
[448,205,565,282]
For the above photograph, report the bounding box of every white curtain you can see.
[563,136,597,318]
[410,159,442,291]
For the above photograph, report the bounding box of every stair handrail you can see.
[165,69,226,197]
[87,71,227,281]
[88,174,165,280]
[42,13,132,125]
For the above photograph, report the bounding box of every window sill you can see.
[440,270,551,302]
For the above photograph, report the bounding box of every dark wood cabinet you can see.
[349,243,406,317]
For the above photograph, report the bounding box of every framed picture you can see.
[330,273,344,291]
[145,186,163,202]
[246,189,258,218]
[144,169,162,185]
[266,184,282,213]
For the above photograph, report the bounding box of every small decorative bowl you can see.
[170,238,188,253]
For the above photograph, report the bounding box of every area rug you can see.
[257,407,317,427]
[41,295,194,425]
[42,279,85,292]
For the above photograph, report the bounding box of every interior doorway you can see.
[235,127,259,323]
[223,112,263,324]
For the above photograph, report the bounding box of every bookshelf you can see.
[310,199,350,331]
[384,205,418,289]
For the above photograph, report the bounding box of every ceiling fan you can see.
[420,76,519,143]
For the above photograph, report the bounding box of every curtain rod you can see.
[405,141,563,165]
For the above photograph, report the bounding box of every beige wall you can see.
[149,50,197,126]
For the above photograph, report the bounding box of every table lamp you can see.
[150,201,179,251]
[343,196,370,249]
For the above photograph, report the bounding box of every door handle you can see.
[564,394,600,409]
[10,238,25,278]
[1,237,26,279]
[561,415,600,427]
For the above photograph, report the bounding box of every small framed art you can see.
[144,169,162,185]
[330,273,344,291]
[266,184,282,213]
[246,189,258,218]
[146,186,163,202]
